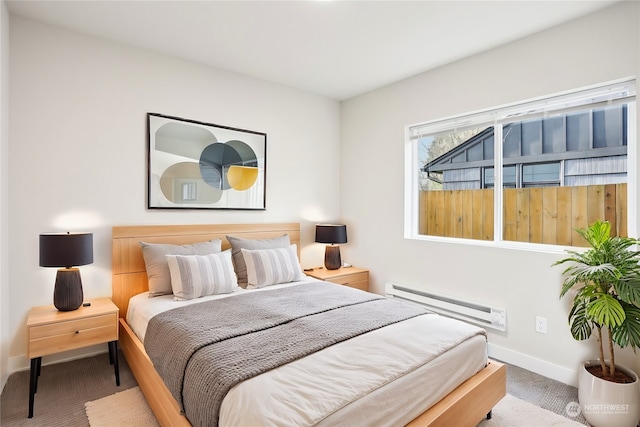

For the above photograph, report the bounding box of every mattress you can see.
[127,280,488,426]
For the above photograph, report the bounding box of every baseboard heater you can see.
[385,282,507,331]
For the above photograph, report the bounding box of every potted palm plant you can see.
[554,220,640,427]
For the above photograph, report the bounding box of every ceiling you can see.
[6,0,620,100]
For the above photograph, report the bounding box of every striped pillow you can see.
[241,244,305,288]
[166,250,238,300]
[140,239,222,297]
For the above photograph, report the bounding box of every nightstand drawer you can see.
[29,313,118,357]
[326,272,369,291]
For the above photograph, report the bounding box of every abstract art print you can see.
[147,113,266,210]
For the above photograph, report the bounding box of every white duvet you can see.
[127,280,488,427]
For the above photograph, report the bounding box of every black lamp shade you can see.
[315,224,347,270]
[315,224,347,245]
[39,232,93,311]
[40,233,93,268]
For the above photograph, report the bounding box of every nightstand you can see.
[306,267,369,291]
[26,297,120,418]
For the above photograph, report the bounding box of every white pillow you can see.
[166,250,238,300]
[241,244,305,288]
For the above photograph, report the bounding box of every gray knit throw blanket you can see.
[145,281,429,427]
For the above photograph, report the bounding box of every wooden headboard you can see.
[112,223,300,318]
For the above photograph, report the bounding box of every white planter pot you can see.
[578,360,640,427]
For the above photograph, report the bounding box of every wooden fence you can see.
[419,184,627,246]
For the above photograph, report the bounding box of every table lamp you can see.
[315,224,347,270]
[39,232,93,311]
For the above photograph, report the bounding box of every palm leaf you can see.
[575,220,610,249]
[586,294,626,328]
[611,305,640,349]
[568,302,592,341]
[614,274,640,307]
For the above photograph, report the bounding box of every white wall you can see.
[340,1,640,386]
[7,16,340,372]
[0,0,10,391]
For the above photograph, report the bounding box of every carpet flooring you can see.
[0,351,137,427]
[0,351,590,426]
[479,394,585,427]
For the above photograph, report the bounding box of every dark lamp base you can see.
[324,245,342,270]
[53,268,84,311]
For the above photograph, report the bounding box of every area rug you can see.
[478,393,585,427]
[85,387,584,427]
[85,386,159,427]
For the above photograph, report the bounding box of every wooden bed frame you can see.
[111,223,506,427]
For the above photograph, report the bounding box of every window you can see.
[483,163,560,189]
[522,163,560,187]
[406,79,636,248]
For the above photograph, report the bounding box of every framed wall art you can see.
[147,113,266,210]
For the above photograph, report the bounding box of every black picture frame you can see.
[147,113,266,210]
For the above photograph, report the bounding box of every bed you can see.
[112,223,506,427]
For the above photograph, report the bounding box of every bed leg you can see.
[486,410,492,420]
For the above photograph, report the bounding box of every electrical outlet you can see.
[536,316,547,334]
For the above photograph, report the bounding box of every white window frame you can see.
[404,78,637,253]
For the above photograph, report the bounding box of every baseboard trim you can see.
[488,343,578,387]
[8,344,108,375]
